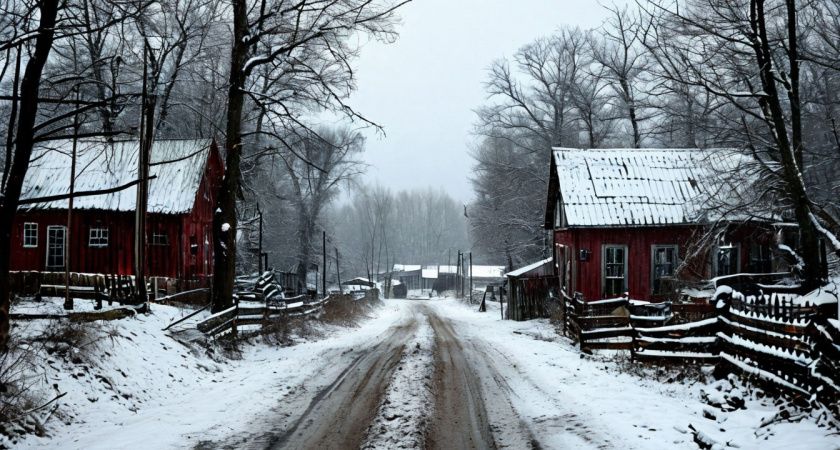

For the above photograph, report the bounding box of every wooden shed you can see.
[506,257,557,321]
[10,139,224,281]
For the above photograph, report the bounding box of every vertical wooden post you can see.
[322,231,326,299]
[63,104,78,311]
[257,205,263,274]
[135,43,155,306]
[469,252,473,299]
[335,247,342,294]
[94,283,102,310]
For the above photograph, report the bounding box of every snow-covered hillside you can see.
[11,297,840,449]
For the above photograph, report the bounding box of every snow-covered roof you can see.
[506,257,553,277]
[550,148,747,227]
[421,269,438,279]
[393,264,505,278]
[392,264,421,272]
[19,139,215,214]
[438,265,457,274]
[469,265,506,279]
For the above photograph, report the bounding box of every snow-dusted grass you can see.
[12,296,840,449]
[14,298,404,449]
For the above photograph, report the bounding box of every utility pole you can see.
[457,251,462,298]
[322,231,327,299]
[257,205,263,274]
[335,247,342,294]
[134,43,155,305]
[64,92,79,311]
[469,252,473,298]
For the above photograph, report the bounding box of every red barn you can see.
[10,139,224,280]
[543,148,784,303]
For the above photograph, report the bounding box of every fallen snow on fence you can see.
[718,332,812,364]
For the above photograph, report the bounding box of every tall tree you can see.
[590,4,651,148]
[279,127,364,286]
[211,0,408,312]
[642,0,839,285]
[0,0,148,348]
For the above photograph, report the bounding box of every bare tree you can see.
[642,0,839,285]
[590,4,651,148]
[276,127,365,286]
[0,0,149,347]
[469,136,547,270]
[211,0,409,312]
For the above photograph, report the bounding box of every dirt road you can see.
[201,299,584,449]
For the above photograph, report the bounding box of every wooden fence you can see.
[9,270,210,307]
[196,295,324,336]
[567,286,840,411]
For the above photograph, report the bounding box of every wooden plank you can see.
[581,327,634,340]
[726,324,811,353]
[582,341,634,351]
[579,315,630,328]
[633,351,719,363]
[727,312,810,336]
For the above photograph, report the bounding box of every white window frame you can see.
[23,222,38,248]
[89,228,109,247]
[714,244,741,277]
[46,225,66,270]
[602,244,628,298]
[651,245,679,294]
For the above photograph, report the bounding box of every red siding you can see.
[554,224,774,302]
[10,140,224,281]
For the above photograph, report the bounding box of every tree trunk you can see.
[296,217,312,293]
[211,0,248,313]
[0,0,60,349]
[751,0,821,286]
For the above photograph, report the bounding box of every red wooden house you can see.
[543,148,784,303]
[10,139,224,280]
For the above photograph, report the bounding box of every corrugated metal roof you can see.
[553,148,745,227]
[19,139,214,214]
[506,257,552,277]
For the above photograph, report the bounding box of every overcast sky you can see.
[347,0,627,204]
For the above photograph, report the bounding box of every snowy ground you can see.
[13,296,840,449]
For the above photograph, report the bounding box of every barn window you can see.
[651,245,678,294]
[89,228,109,247]
[150,231,169,246]
[23,223,38,248]
[715,244,740,277]
[602,245,628,298]
[748,242,771,273]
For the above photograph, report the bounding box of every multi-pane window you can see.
[46,226,66,270]
[603,245,628,298]
[748,242,771,273]
[89,228,109,247]
[652,245,678,294]
[716,245,739,277]
[23,223,38,247]
[150,231,169,246]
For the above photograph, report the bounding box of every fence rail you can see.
[566,285,840,412]
[196,296,326,336]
